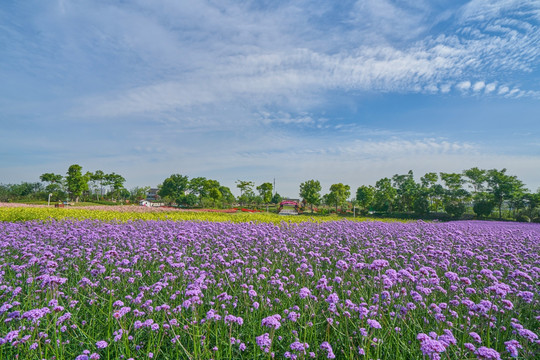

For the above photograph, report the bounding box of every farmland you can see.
[0,208,538,359]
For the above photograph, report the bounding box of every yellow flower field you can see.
[0,204,378,224]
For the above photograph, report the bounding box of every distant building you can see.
[146,188,160,201]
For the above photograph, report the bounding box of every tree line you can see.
[1,165,133,204]
[1,165,539,221]
[298,168,539,222]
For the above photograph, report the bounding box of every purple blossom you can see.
[96,340,108,349]
[299,287,311,299]
[261,314,281,329]
[320,341,336,359]
[367,319,382,329]
[469,332,482,344]
[256,333,272,351]
[475,346,501,360]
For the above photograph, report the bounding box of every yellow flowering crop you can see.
[0,206,383,224]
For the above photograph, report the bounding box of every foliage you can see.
[413,196,430,215]
[256,182,273,204]
[444,200,466,219]
[373,178,396,212]
[487,169,527,219]
[355,185,374,213]
[299,180,321,213]
[473,199,495,218]
[271,192,283,204]
[158,174,189,204]
[327,183,351,213]
[392,170,419,212]
[65,164,88,202]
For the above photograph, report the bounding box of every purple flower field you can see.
[0,219,539,359]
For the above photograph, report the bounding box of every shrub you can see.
[473,199,494,218]
[515,214,531,223]
[444,201,466,219]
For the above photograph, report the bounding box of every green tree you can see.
[219,186,236,207]
[91,170,106,199]
[105,173,126,200]
[444,201,466,219]
[392,170,419,212]
[188,177,208,205]
[257,182,274,205]
[66,164,88,202]
[40,173,63,188]
[473,199,495,218]
[327,183,351,213]
[130,186,150,202]
[355,185,374,213]
[202,179,222,207]
[440,172,465,193]
[271,192,283,205]
[420,172,438,212]
[487,169,527,219]
[413,196,430,215]
[208,187,223,207]
[158,174,189,204]
[463,167,487,194]
[373,178,396,212]
[177,193,198,207]
[236,180,255,206]
[440,172,468,217]
[299,180,321,213]
[40,173,64,198]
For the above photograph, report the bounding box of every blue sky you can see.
[1,0,539,197]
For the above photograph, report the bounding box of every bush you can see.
[531,217,540,223]
[444,201,466,219]
[473,200,495,218]
[515,214,531,223]
[413,197,430,215]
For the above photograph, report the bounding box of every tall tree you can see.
[420,172,438,212]
[40,173,63,186]
[219,186,236,207]
[440,172,468,218]
[373,178,396,212]
[204,179,222,207]
[257,182,274,204]
[327,183,351,213]
[356,185,374,213]
[236,180,255,206]
[487,169,526,219]
[463,167,487,194]
[299,180,321,213]
[392,170,419,212]
[105,173,126,200]
[40,173,63,194]
[158,174,189,204]
[189,177,208,204]
[440,172,465,193]
[208,188,222,208]
[130,186,151,202]
[66,164,88,202]
[91,170,106,199]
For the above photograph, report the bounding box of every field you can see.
[0,203,376,225]
[0,207,538,359]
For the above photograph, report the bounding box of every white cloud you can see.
[56,0,540,119]
[498,86,510,94]
[485,82,497,93]
[473,81,486,92]
[456,81,472,92]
